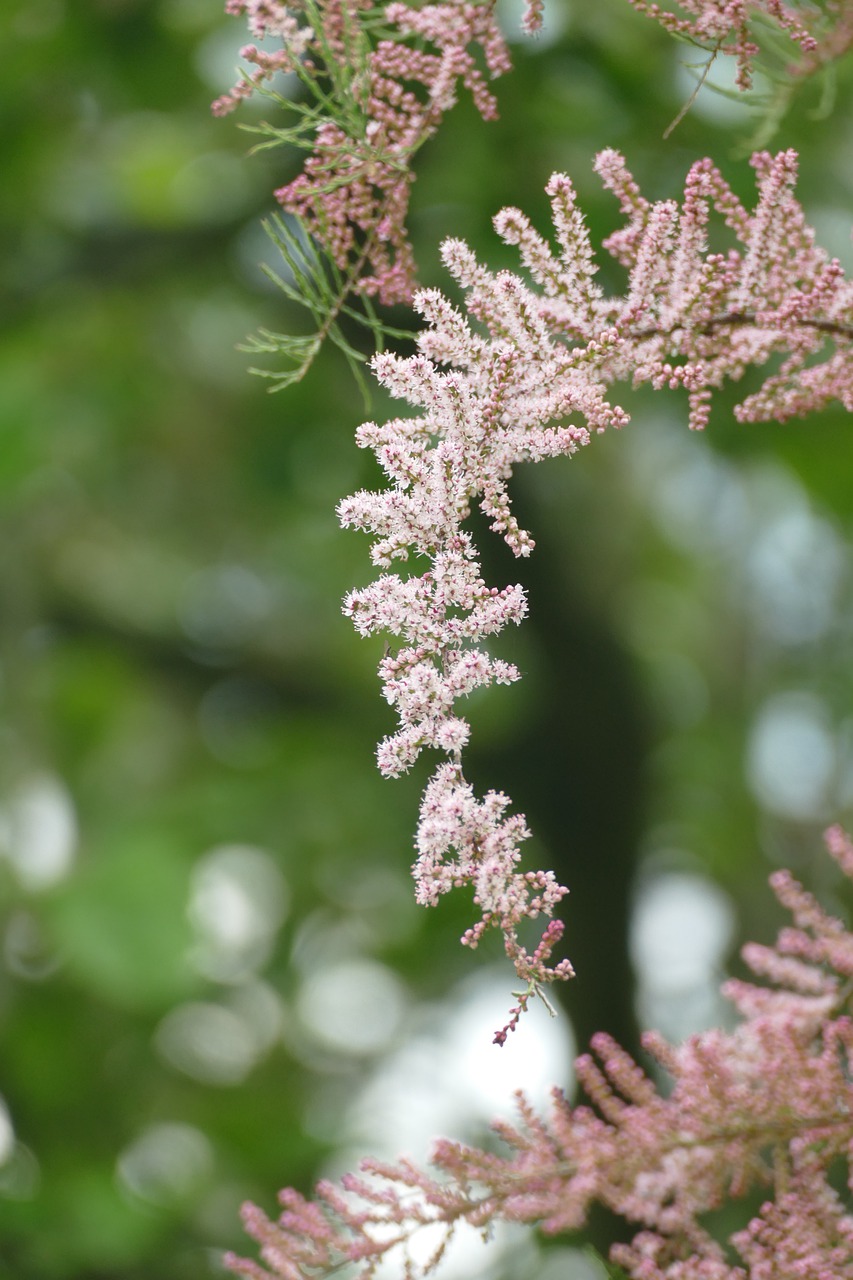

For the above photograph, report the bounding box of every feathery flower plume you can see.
[339,149,852,1018]
[225,826,853,1280]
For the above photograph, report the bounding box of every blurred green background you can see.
[1,1,853,1277]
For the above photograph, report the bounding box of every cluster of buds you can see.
[214,0,513,303]
[625,0,835,90]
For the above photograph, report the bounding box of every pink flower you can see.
[215,0,514,303]
[226,830,853,1280]
[340,149,852,1010]
[623,0,823,91]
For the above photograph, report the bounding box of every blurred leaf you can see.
[48,835,196,1011]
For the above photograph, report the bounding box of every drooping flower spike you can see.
[340,149,852,1016]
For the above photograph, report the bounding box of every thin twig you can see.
[663,39,724,139]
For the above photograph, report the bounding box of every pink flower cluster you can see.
[593,147,853,425]
[217,0,853,1272]
[214,0,512,304]
[226,827,853,1280]
[339,147,852,1012]
[212,1,316,112]
[338,323,590,986]
[624,0,824,89]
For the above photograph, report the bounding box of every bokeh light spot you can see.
[117,1122,213,1207]
[631,871,734,1039]
[188,843,288,981]
[296,958,406,1056]
[1,774,77,891]
[747,692,836,820]
[155,1002,262,1085]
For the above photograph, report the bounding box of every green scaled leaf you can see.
[240,213,414,403]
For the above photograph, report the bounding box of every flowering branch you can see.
[338,146,852,1021]
[215,0,853,393]
[213,0,853,1271]
[215,0,516,310]
[224,827,853,1280]
[214,0,853,1271]
[623,0,849,91]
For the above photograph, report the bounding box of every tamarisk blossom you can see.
[790,0,853,85]
[591,147,853,425]
[212,0,318,109]
[338,166,642,1009]
[226,827,853,1280]
[213,0,513,303]
[623,0,822,89]
[337,318,604,1002]
[339,148,852,1020]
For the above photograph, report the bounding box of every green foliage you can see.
[241,214,413,402]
